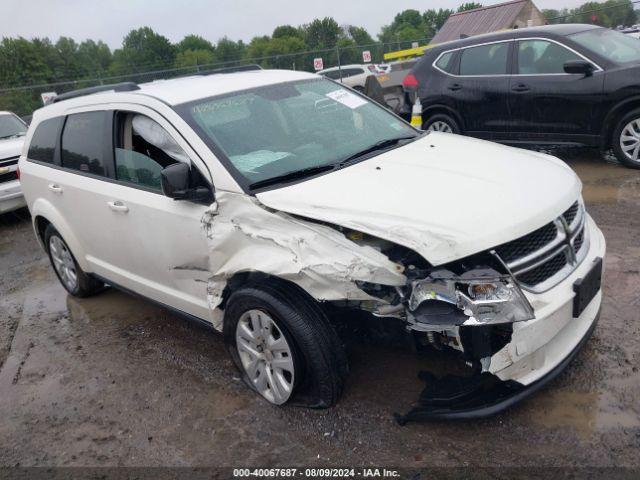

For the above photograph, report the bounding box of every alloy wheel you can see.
[620,118,640,163]
[49,236,78,292]
[235,309,295,405]
[427,121,453,133]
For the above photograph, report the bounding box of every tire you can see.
[423,113,460,134]
[223,280,348,408]
[44,224,104,297]
[612,108,640,169]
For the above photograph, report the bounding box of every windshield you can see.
[178,78,417,188]
[570,28,640,65]
[0,114,27,140]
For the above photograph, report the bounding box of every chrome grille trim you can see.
[496,201,589,293]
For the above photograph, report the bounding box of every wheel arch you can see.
[31,198,90,271]
[422,104,464,131]
[601,96,640,149]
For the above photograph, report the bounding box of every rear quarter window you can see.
[27,117,64,163]
[61,111,109,176]
[434,51,457,73]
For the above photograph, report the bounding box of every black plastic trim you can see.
[395,307,600,423]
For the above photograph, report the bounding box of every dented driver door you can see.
[103,105,213,322]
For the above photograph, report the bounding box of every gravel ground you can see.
[0,148,639,470]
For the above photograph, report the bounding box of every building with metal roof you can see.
[431,0,547,44]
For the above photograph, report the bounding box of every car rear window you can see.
[460,42,509,75]
[61,112,108,176]
[27,117,63,164]
[435,51,456,73]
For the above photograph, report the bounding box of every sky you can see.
[2,0,591,49]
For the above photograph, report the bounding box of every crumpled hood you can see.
[256,133,581,266]
[0,136,25,161]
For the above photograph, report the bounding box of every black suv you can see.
[403,24,640,168]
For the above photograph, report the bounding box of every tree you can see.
[457,2,483,12]
[346,26,374,46]
[423,8,454,37]
[77,40,112,77]
[109,27,175,75]
[304,17,341,49]
[175,49,215,71]
[272,25,302,40]
[215,37,246,63]
[177,34,215,53]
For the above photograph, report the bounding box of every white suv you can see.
[0,111,28,214]
[19,70,605,420]
[317,64,377,91]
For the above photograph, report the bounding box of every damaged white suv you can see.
[19,70,605,421]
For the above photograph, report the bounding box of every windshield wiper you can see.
[0,133,26,140]
[249,164,335,190]
[337,136,417,167]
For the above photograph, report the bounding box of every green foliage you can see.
[109,27,175,75]
[177,35,215,53]
[457,2,483,12]
[304,17,341,49]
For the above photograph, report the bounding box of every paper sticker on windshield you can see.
[326,89,367,109]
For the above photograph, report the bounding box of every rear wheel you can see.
[423,113,460,134]
[612,109,640,169]
[44,225,103,297]
[223,280,348,408]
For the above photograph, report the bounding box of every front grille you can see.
[573,229,584,254]
[0,170,18,183]
[494,200,588,291]
[518,250,568,286]
[563,201,579,226]
[495,222,558,263]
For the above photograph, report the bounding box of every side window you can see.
[61,112,108,175]
[27,117,63,163]
[459,42,510,75]
[322,70,340,80]
[517,40,582,74]
[435,51,456,73]
[114,112,190,191]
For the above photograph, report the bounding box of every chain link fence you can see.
[0,38,430,118]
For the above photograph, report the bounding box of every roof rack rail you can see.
[196,64,263,76]
[52,82,140,103]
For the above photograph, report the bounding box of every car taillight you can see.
[16,165,20,180]
[402,73,419,88]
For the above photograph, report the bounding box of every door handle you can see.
[448,83,463,91]
[107,201,129,213]
[512,83,530,92]
[48,184,63,194]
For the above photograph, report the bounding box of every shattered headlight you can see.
[409,269,534,325]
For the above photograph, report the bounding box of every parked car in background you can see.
[402,24,640,168]
[317,64,377,91]
[19,70,605,419]
[374,63,391,74]
[0,111,28,214]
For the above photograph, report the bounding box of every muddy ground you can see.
[0,148,639,469]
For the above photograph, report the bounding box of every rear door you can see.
[447,41,513,138]
[507,38,605,142]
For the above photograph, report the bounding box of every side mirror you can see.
[161,163,214,204]
[564,60,594,76]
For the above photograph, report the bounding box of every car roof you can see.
[35,69,319,118]
[137,69,317,105]
[428,23,602,52]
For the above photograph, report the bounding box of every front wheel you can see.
[612,109,640,169]
[423,113,460,134]
[223,280,348,408]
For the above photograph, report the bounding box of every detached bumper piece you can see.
[395,311,599,425]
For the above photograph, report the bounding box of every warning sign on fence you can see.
[313,58,324,71]
[362,50,371,63]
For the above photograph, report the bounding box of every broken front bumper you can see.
[396,214,605,423]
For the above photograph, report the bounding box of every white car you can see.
[317,64,378,91]
[0,111,28,214]
[18,71,605,420]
